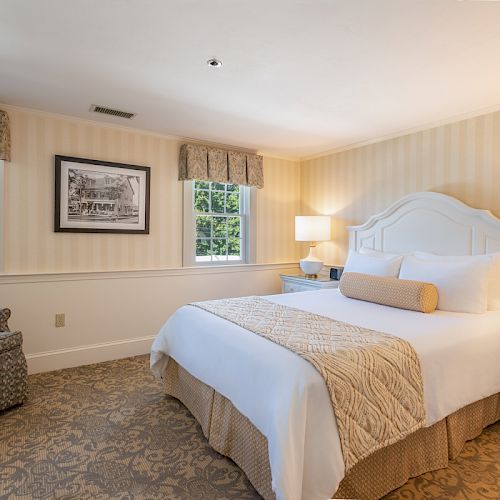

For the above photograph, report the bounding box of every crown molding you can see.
[261,153,301,162]
[300,103,500,162]
[0,102,280,157]
[2,101,498,164]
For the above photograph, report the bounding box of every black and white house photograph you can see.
[54,155,150,233]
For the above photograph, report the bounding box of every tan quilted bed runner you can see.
[191,296,426,471]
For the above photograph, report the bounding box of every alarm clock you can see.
[329,266,344,281]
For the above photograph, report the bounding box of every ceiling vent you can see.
[89,105,136,119]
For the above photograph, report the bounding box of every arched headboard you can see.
[348,192,500,256]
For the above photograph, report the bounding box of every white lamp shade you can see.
[295,215,331,242]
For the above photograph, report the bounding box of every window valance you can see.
[179,143,264,188]
[0,110,11,162]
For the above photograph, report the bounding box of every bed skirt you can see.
[163,359,499,500]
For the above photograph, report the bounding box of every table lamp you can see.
[295,215,331,278]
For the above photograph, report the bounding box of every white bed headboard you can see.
[348,192,500,256]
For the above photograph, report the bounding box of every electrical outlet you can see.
[55,313,65,328]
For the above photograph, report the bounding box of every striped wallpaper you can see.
[257,157,301,263]
[4,107,499,273]
[301,111,500,265]
[4,108,301,273]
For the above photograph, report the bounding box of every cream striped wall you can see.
[301,111,500,265]
[3,107,301,273]
[257,156,301,263]
[3,105,499,373]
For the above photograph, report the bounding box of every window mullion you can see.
[210,215,214,262]
[226,209,229,261]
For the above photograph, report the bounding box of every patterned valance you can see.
[179,143,264,188]
[0,110,11,162]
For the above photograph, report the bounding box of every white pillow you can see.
[359,247,402,259]
[400,255,491,314]
[414,251,500,311]
[489,253,500,310]
[344,250,403,277]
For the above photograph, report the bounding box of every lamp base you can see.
[304,273,319,279]
[299,245,323,277]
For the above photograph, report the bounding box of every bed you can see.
[151,192,500,500]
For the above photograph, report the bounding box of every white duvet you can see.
[150,289,500,500]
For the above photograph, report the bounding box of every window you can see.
[183,180,255,266]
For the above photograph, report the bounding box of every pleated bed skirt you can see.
[164,359,499,500]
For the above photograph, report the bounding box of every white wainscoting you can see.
[0,263,299,373]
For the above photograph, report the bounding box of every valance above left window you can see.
[178,143,264,188]
[0,110,11,162]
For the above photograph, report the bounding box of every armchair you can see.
[0,308,28,411]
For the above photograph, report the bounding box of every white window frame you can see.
[183,180,256,267]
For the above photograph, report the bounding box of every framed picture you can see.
[55,155,150,234]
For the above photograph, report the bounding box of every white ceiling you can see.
[1,0,500,159]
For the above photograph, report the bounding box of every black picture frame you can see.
[54,155,150,234]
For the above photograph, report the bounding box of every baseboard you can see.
[25,335,155,374]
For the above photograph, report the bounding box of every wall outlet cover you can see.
[55,313,65,328]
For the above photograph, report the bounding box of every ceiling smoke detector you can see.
[89,104,136,119]
[207,58,222,68]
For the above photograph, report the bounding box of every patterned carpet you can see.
[0,356,498,500]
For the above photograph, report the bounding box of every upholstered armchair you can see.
[0,308,28,411]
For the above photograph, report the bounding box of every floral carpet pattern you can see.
[0,355,498,500]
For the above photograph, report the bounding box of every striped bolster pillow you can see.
[339,272,438,313]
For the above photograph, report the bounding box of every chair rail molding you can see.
[0,262,299,285]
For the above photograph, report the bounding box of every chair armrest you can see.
[0,330,23,353]
[0,308,11,332]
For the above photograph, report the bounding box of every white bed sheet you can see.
[150,289,500,500]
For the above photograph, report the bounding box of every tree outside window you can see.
[194,181,244,263]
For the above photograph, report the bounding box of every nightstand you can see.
[280,274,340,293]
